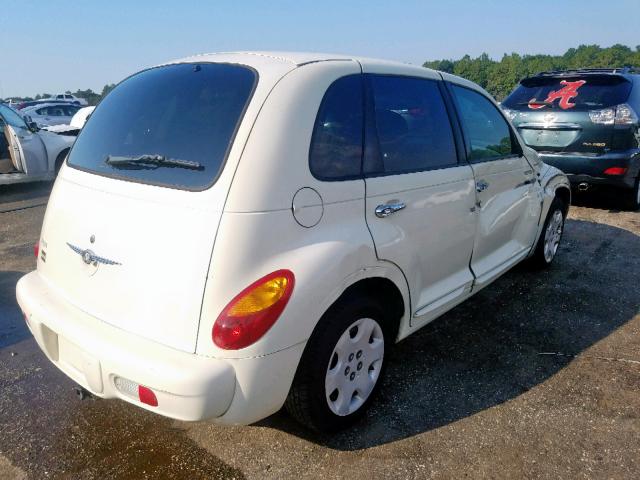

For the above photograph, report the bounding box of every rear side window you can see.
[367,75,457,175]
[309,75,363,180]
[502,76,632,111]
[451,85,515,162]
[68,63,257,190]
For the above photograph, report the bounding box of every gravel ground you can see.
[0,183,638,479]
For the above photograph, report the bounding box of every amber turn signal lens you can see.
[213,270,295,350]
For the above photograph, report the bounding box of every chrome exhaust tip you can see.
[578,182,590,192]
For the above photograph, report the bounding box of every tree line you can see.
[423,44,640,100]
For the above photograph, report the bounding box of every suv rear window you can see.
[502,75,631,111]
[68,63,257,190]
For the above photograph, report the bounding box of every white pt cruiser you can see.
[16,52,570,431]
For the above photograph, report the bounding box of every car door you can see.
[363,73,477,327]
[0,105,48,174]
[448,83,542,287]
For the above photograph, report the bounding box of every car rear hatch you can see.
[36,62,259,353]
[502,74,632,158]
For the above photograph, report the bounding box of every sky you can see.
[1,0,639,98]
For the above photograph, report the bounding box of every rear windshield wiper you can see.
[516,101,554,107]
[573,102,604,107]
[105,154,203,170]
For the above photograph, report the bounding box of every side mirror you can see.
[24,115,39,132]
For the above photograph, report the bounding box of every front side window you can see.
[451,85,515,161]
[367,75,457,175]
[46,106,65,116]
[68,63,257,190]
[309,75,363,180]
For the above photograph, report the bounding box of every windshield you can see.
[67,63,257,190]
[502,75,631,111]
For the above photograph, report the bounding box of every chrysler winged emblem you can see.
[67,243,121,266]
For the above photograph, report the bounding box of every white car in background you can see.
[49,93,88,106]
[0,103,75,185]
[16,52,570,431]
[43,106,95,136]
[21,102,82,127]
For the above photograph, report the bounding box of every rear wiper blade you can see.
[105,154,203,170]
[573,102,604,107]
[517,101,554,107]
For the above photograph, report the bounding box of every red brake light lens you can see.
[34,242,39,259]
[603,167,627,176]
[213,270,295,350]
[138,385,158,407]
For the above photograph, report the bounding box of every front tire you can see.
[529,197,566,268]
[285,296,390,432]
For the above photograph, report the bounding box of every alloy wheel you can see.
[543,209,564,263]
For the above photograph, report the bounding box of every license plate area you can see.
[520,128,580,148]
[58,336,104,393]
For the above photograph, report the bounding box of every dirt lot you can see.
[0,182,638,480]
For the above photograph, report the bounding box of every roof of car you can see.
[176,50,403,66]
[525,67,640,83]
[169,51,487,95]
[22,102,78,111]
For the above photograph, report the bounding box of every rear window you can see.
[502,75,631,111]
[68,63,257,190]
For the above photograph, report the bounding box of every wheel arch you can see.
[327,276,406,339]
[54,148,70,172]
[304,261,411,345]
[554,185,571,215]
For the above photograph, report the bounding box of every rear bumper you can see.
[538,149,640,189]
[16,271,303,424]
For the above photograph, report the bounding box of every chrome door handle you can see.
[375,202,406,218]
[476,180,489,192]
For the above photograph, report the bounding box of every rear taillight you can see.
[34,242,39,258]
[589,103,638,125]
[213,270,295,350]
[603,167,628,175]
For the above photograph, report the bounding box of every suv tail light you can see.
[589,103,638,125]
[213,270,295,350]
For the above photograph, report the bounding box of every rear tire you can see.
[529,197,566,269]
[623,177,640,211]
[285,296,392,432]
